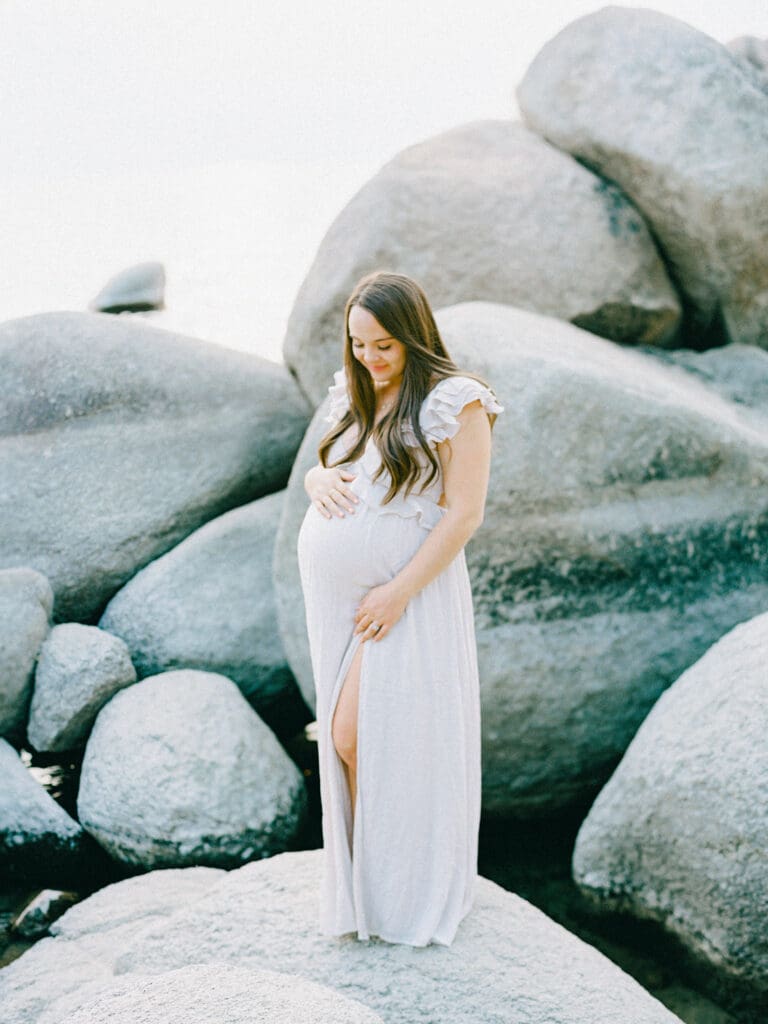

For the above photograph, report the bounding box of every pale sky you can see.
[1,0,765,182]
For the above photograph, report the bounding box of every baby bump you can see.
[297,500,428,590]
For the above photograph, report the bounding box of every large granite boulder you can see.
[89,261,166,313]
[99,491,306,738]
[27,624,137,753]
[572,611,768,1018]
[0,568,53,740]
[517,7,768,349]
[77,669,307,869]
[0,738,91,881]
[0,311,311,621]
[277,301,768,818]
[727,35,768,80]
[0,849,683,1024]
[283,118,680,402]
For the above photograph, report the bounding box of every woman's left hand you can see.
[354,580,410,642]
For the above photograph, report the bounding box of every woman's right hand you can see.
[305,466,360,519]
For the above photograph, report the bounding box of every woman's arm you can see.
[353,399,492,641]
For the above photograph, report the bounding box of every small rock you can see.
[28,624,136,752]
[89,261,166,313]
[12,889,80,939]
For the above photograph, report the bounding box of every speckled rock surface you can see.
[77,670,307,869]
[573,611,768,1016]
[0,311,310,621]
[642,342,768,426]
[517,7,768,348]
[58,963,384,1023]
[27,624,136,752]
[99,492,302,736]
[0,849,682,1024]
[727,34,768,80]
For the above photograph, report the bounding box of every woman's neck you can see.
[373,375,401,391]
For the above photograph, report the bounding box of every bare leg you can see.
[346,761,358,819]
[331,641,363,825]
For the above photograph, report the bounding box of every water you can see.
[0,155,381,363]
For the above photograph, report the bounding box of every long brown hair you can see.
[318,270,500,504]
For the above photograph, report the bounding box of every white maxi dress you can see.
[297,368,504,947]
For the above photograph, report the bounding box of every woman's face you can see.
[348,304,407,387]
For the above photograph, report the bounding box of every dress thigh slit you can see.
[327,627,362,850]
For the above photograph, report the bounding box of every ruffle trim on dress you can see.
[348,441,447,533]
[324,368,350,426]
[324,368,504,446]
[418,376,505,448]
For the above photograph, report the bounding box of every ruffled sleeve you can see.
[419,375,504,447]
[323,366,349,425]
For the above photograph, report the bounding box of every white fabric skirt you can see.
[297,492,481,947]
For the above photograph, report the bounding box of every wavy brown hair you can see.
[318,270,501,504]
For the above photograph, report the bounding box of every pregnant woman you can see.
[297,270,503,947]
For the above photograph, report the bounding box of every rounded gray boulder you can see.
[27,623,137,753]
[572,611,768,1017]
[517,7,768,348]
[77,669,307,869]
[284,118,680,403]
[0,311,310,621]
[99,491,303,736]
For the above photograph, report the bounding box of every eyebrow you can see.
[350,334,394,342]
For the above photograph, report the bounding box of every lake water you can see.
[0,155,382,363]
